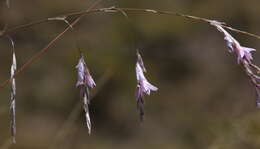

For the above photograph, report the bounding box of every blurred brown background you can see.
[1,0,260,148]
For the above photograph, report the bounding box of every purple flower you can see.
[135,51,158,121]
[211,21,256,64]
[76,54,96,88]
[76,53,95,134]
[10,50,17,143]
[211,21,260,108]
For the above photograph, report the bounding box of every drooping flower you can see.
[76,53,96,88]
[210,21,256,64]
[135,51,158,121]
[76,53,96,134]
[211,21,260,108]
[10,50,17,143]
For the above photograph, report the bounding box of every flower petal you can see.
[141,80,158,95]
[241,46,256,63]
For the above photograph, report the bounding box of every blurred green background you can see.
[1,0,260,148]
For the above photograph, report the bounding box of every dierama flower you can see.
[210,21,255,64]
[76,53,96,88]
[135,51,158,121]
[10,50,17,143]
[211,21,260,108]
[76,53,96,134]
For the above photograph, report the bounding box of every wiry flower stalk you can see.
[9,40,16,143]
[135,51,158,121]
[210,21,260,107]
[76,53,96,134]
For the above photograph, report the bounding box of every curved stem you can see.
[1,7,260,39]
[1,6,260,88]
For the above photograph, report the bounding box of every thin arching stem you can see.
[1,6,260,88]
[1,7,260,39]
